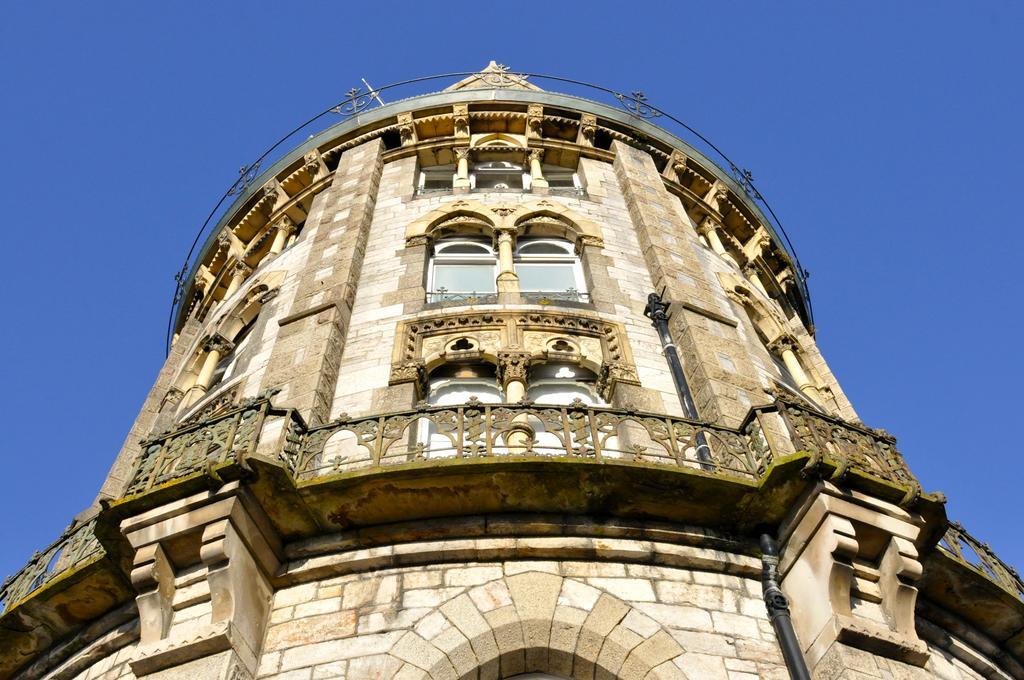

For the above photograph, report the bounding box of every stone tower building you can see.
[2,64,1021,680]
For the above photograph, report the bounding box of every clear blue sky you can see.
[1,2,1021,582]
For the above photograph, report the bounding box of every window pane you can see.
[527,383,598,406]
[517,242,570,255]
[438,243,491,255]
[516,263,577,291]
[433,264,495,292]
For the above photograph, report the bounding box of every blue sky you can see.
[1,2,1021,582]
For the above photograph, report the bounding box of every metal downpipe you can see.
[760,534,812,680]
[643,291,711,463]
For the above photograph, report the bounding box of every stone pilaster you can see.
[611,141,763,426]
[259,138,385,426]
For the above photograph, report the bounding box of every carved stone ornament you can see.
[497,351,532,387]
[767,334,797,356]
[453,147,471,161]
[596,361,641,400]
[696,215,719,237]
[527,148,545,163]
[778,483,929,668]
[203,333,235,355]
[275,214,296,235]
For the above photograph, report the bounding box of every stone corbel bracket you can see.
[778,481,930,669]
[122,482,281,678]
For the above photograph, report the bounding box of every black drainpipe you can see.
[643,291,711,463]
[760,534,812,680]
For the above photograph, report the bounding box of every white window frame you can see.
[470,160,527,191]
[418,164,456,193]
[541,163,582,191]
[427,238,498,301]
[513,239,587,295]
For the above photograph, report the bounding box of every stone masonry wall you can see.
[257,559,788,680]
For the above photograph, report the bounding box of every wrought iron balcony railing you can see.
[426,290,499,305]
[0,519,102,616]
[4,394,1021,624]
[290,398,761,481]
[939,522,1024,601]
[426,289,591,305]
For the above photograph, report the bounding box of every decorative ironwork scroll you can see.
[123,396,273,496]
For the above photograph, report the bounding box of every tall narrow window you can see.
[427,239,498,303]
[514,239,588,302]
[208,317,257,391]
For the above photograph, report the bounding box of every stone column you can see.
[453,147,471,191]
[769,335,820,402]
[223,263,252,299]
[696,216,732,261]
[269,215,296,255]
[528,149,547,188]
[498,351,533,453]
[495,228,520,302]
[182,334,234,409]
[743,263,771,298]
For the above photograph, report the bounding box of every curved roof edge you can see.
[177,87,810,331]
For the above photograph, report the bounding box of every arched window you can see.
[514,239,588,302]
[526,363,605,406]
[427,238,498,303]
[208,317,257,391]
[472,160,525,191]
[526,362,606,456]
[421,364,502,457]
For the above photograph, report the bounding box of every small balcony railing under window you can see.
[416,163,584,196]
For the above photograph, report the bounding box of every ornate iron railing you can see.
[939,522,1024,601]
[426,291,499,305]
[773,395,919,499]
[288,398,763,481]
[123,397,274,496]
[520,290,592,304]
[11,396,1023,621]
[0,520,102,615]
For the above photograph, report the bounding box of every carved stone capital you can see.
[496,351,532,388]
[573,234,603,256]
[527,148,545,163]
[596,362,641,400]
[389,360,427,397]
[274,214,296,236]
[233,263,253,281]
[767,334,797,356]
[203,334,235,356]
[696,215,719,237]
[453,146,471,161]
